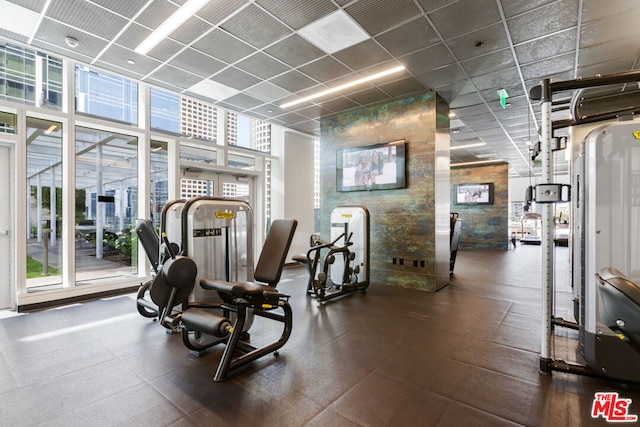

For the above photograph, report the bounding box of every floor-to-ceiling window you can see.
[25,117,63,289]
[75,126,138,284]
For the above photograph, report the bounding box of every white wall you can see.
[270,126,315,260]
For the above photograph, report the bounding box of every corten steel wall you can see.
[450,163,509,251]
[319,92,450,292]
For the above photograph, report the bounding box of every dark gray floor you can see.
[2,245,640,426]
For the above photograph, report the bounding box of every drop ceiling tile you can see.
[249,103,288,117]
[515,29,576,65]
[471,67,521,91]
[149,65,202,89]
[416,0,461,14]
[581,0,640,23]
[146,38,184,62]
[578,40,638,69]
[500,0,557,18]
[347,87,390,105]
[192,29,256,64]
[169,16,215,46]
[90,0,149,19]
[445,22,509,61]
[290,120,320,134]
[429,0,501,40]
[256,0,337,30]
[520,52,575,81]
[461,49,516,78]
[320,96,360,113]
[264,34,325,68]
[234,52,290,80]
[135,0,178,29]
[399,43,455,75]
[222,93,264,110]
[345,0,422,36]
[220,3,292,49]
[273,111,309,125]
[33,18,109,61]
[172,48,227,78]
[332,39,394,71]
[295,104,336,119]
[298,56,352,83]
[416,64,468,90]
[374,16,440,57]
[114,22,150,50]
[98,44,162,76]
[449,92,484,109]
[580,12,640,47]
[377,76,427,97]
[507,0,578,45]
[197,0,249,25]
[244,81,292,102]
[46,0,128,40]
[269,70,319,93]
[211,67,261,91]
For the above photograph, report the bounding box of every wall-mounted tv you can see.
[454,183,494,205]
[336,139,406,192]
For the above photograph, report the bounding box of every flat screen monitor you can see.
[454,183,494,205]
[336,140,406,192]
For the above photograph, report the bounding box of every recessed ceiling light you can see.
[135,0,210,55]
[280,65,405,109]
[127,59,136,65]
[65,36,79,48]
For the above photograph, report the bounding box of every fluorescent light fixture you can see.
[0,0,40,38]
[450,142,486,150]
[135,0,209,55]
[451,159,504,167]
[280,65,405,109]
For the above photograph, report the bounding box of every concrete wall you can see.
[451,163,509,251]
[319,92,450,292]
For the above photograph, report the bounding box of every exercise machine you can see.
[144,218,297,381]
[294,205,369,302]
[449,212,461,274]
[135,197,254,330]
[530,70,640,383]
[134,200,185,320]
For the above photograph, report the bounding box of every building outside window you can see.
[75,65,138,125]
[0,42,62,108]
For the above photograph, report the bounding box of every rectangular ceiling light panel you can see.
[298,9,369,54]
[187,79,240,101]
[0,0,41,38]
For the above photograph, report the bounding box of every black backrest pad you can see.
[135,219,160,272]
[254,219,298,287]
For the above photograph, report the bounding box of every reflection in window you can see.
[151,140,169,228]
[0,111,17,134]
[75,65,138,125]
[150,88,180,134]
[180,144,217,164]
[0,42,62,108]
[75,126,138,284]
[26,117,63,288]
[227,112,271,153]
[228,151,255,170]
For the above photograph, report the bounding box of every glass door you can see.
[0,143,11,308]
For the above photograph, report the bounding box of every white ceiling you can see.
[2,0,640,177]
